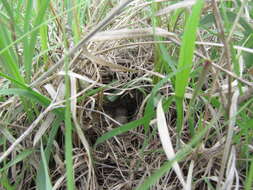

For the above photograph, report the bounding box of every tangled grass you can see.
[0,0,253,189]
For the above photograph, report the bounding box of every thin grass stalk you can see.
[37,0,49,66]
[72,0,81,43]
[64,56,75,189]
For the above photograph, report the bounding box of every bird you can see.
[114,107,128,124]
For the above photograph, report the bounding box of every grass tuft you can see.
[0,0,253,189]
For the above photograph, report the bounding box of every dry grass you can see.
[1,0,253,189]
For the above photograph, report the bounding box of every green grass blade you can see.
[36,116,62,189]
[0,71,27,89]
[0,88,51,107]
[65,102,75,190]
[0,174,15,190]
[0,69,66,119]
[1,0,15,20]
[175,98,184,134]
[64,56,75,189]
[37,142,53,190]
[0,26,24,83]
[245,156,253,190]
[149,1,176,84]
[95,116,151,146]
[175,0,204,134]
[0,149,34,173]
[37,0,49,65]
[0,1,86,57]
[23,0,33,82]
[72,0,81,44]
[23,0,50,82]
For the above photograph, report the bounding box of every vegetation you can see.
[0,0,253,189]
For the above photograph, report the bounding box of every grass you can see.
[175,0,204,137]
[0,0,253,189]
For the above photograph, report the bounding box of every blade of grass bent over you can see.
[175,0,204,135]
[157,99,186,188]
